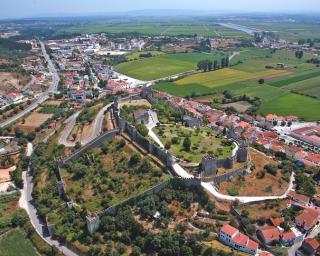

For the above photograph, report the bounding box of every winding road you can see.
[58,111,81,147]
[58,103,112,147]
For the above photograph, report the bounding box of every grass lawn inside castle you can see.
[153,125,234,163]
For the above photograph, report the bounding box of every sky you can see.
[1,0,320,19]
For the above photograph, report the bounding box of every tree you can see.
[264,164,278,176]
[136,123,148,137]
[221,58,226,68]
[11,209,28,227]
[295,50,304,59]
[129,153,141,166]
[183,137,191,152]
[165,141,172,150]
[258,78,265,84]
[213,60,218,70]
[247,224,256,235]
[225,57,229,67]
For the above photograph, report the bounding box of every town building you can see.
[299,238,319,255]
[257,226,280,245]
[290,126,320,148]
[218,224,259,255]
[295,208,320,232]
[132,109,149,125]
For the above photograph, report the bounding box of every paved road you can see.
[58,111,81,147]
[59,103,112,147]
[81,103,112,145]
[288,223,320,256]
[19,143,78,256]
[40,41,59,93]
[0,41,59,128]
[0,93,49,128]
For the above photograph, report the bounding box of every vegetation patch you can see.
[0,229,40,256]
[60,136,168,212]
[153,125,234,163]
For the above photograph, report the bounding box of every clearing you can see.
[16,112,53,132]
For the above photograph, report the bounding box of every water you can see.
[218,23,259,36]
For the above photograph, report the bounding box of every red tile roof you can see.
[259,226,280,241]
[281,230,296,241]
[233,232,249,245]
[246,239,259,251]
[304,238,320,250]
[270,217,285,227]
[220,224,238,237]
[296,208,320,229]
[288,191,310,204]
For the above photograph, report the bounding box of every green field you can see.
[269,70,320,87]
[176,68,286,88]
[115,52,224,80]
[0,229,40,256]
[233,20,320,41]
[153,48,320,120]
[231,48,314,73]
[282,76,320,99]
[62,22,250,39]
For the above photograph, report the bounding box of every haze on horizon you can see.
[1,0,320,19]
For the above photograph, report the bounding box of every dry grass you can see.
[219,149,288,196]
[17,112,53,132]
[221,101,252,113]
[0,166,16,182]
[0,72,30,94]
[43,100,62,106]
[120,99,151,108]
[204,240,250,256]
[237,200,288,219]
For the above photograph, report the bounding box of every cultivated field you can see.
[115,52,224,80]
[282,76,320,99]
[176,68,286,88]
[62,22,250,39]
[154,49,320,120]
[233,20,320,41]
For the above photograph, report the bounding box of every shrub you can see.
[264,164,278,176]
[227,187,238,196]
